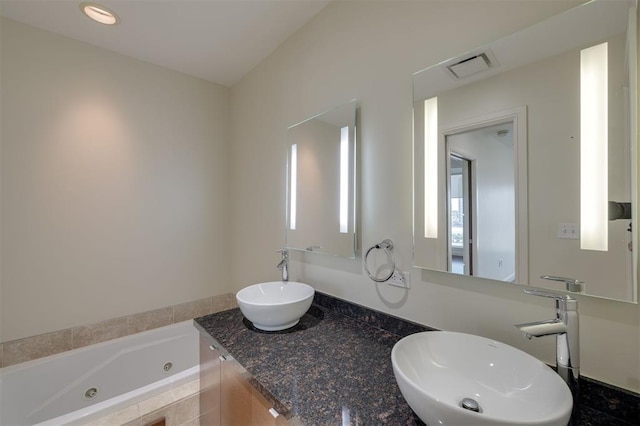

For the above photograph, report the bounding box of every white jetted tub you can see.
[0,320,199,426]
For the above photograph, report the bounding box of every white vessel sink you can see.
[236,281,314,331]
[391,331,573,426]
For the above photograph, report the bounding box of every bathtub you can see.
[0,320,199,426]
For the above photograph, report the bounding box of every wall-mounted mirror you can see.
[413,0,638,302]
[286,100,357,258]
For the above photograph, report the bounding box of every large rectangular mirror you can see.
[286,100,357,258]
[413,0,638,302]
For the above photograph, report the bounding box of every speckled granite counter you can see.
[195,293,639,426]
[195,305,423,424]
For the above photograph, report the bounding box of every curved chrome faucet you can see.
[277,248,289,282]
[515,289,580,418]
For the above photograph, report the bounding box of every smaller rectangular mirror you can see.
[285,100,357,258]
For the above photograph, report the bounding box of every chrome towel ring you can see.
[364,239,396,282]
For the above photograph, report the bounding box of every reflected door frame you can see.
[447,152,475,276]
[439,106,528,283]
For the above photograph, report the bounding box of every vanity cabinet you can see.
[199,333,222,426]
[199,331,289,426]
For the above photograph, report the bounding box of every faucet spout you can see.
[515,289,580,422]
[277,248,289,282]
[515,319,567,339]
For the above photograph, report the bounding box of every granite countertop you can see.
[194,305,422,425]
[195,298,639,426]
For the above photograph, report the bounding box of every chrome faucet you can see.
[515,289,579,418]
[277,248,289,282]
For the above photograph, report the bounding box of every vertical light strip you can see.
[580,42,608,251]
[339,126,349,233]
[424,97,438,238]
[290,144,298,231]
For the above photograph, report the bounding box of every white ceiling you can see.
[0,0,332,86]
[412,0,629,101]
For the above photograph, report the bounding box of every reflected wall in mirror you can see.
[413,0,638,302]
[286,100,357,258]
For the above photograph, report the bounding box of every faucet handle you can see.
[524,288,571,299]
[524,288,578,311]
[276,248,289,257]
[541,275,583,284]
[541,275,585,293]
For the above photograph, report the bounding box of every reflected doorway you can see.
[446,121,516,281]
[449,155,472,275]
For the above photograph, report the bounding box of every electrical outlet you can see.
[558,223,579,240]
[388,270,411,288]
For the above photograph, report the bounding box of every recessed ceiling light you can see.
[80,2,119,25]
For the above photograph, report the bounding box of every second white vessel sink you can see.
[391,331,573,426]
[236,281,314,331]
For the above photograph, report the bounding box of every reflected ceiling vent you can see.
[445,51,497,80]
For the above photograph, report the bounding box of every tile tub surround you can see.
[0,293,237,367]
[196,292,640,426]
[85,378,200,426]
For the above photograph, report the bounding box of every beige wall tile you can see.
[140,407,169,426]
[138,389,178,416]
[142,394,200,426]
[168,394,200,426]
[1,294,225,366]
[72,317,128,349]
[174,298,212,323]
[85,405,140,426]
[212,293,236,314]
[171,380,200,401]
[128,307,173,335]
[179,417,200,426]
[2,329,72,366]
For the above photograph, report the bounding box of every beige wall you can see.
[229,0,640,393]
[0,19,232,342]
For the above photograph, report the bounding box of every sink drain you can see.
[460,397,481,413]
[163,362,173,372]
